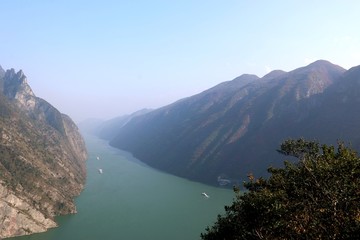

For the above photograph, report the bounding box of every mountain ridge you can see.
[102,60,357,185]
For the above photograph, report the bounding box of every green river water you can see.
[10,135,234,240]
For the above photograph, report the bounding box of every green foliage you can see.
[201,139,360,239]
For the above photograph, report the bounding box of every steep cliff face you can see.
[108,60,353,185]
[0,68,87,238]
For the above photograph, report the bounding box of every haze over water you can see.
[10,134,233,240]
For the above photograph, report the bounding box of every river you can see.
[10,134,234,240]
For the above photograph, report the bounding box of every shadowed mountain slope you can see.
[106,60,357,185]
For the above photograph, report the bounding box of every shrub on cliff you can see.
[201,139,360,239]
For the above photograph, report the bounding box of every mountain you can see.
[96,108,153,140]
[0,68,87,238]
[78,109,152,140]
[106,60,355,185]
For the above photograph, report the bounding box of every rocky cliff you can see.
[107,60,360,185]
[0,68,87,238]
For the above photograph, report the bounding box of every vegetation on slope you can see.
[0,67,87,238]
[108,61,352,185]
[201,139,360,239]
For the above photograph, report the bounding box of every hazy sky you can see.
[1,1,360,122]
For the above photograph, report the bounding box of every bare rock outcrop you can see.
[0,68,87,238]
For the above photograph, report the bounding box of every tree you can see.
[201,139,360,239]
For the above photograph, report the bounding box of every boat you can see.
[201,192,209,198]
[96,156,100,160]
[98,168,103,174]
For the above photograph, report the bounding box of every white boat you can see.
[96,156,100,160]
[98,168,103,174]
[201,192,209,198]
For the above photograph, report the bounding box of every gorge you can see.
[3,59,360,238]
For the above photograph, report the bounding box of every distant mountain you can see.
[0,68,87,238]
[78,109,152,140]
[97,109,153,140]
[105,60,357,185]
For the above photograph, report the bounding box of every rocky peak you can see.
[3,68,36,114]
[3,69,35,99]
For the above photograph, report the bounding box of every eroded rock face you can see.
[0,68,87,238]
[0,183,57,238]
[3,69,36,109]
